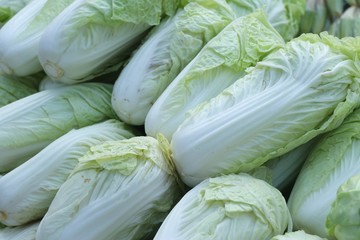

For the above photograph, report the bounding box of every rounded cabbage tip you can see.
[202,173,292,233]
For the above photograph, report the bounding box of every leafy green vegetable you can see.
[0,119,137,226]
[112,0,236,125]
[288,106,360,238]
[171,34,360,187]
[154,173,292,239]
[145,11,285,140]
[0,0,76,76]
[112,0,305,126]
[0,82,117,173]
[36,136,183,240]
[38,0,182,84]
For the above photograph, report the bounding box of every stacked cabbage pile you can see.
[0,0,359,239]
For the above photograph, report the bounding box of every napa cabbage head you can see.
[0,0,77,76]
[112,0,305,126]
[287,106,360,239]
[170,33,360,187]
[0,119,138,227]
[112,0,236,125]
[145,10,285,140]
[154,173,292,240]
[36,136,183,240]
[0,82,117,173]
[38,0,182,84]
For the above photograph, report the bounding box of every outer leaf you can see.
[287,107,360,238]
[145,11,285,140]
[0,82,117,172]
[154,173,292,240]
[0,119,137,226]
[36,136,182,240]
[171,36,360,187]
[326,174,360,240]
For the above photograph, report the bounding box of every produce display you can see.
[0,0,359,239]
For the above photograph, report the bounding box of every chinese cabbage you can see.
[0,82,117,172]
[145,11,285,140]
[0,0,76,76]
[171,35,360,187]
[36,136,183,240]
[0,119,137,226]
[154,173,292,240]
[287,107,360,238]
[38,0,181,84]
